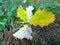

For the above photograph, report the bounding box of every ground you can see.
[0,22,60,45]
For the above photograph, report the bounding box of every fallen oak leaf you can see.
[30,9,55,27]
[13,24,33,40]
[17,7,26,22]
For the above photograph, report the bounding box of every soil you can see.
[0,23,60,45]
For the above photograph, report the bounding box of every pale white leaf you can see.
[13,24,33,40]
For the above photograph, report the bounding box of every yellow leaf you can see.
[17,7,26,22]
[30,9,55,27]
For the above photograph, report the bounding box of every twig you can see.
[46,24,60,31]
[11,24,23,33]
